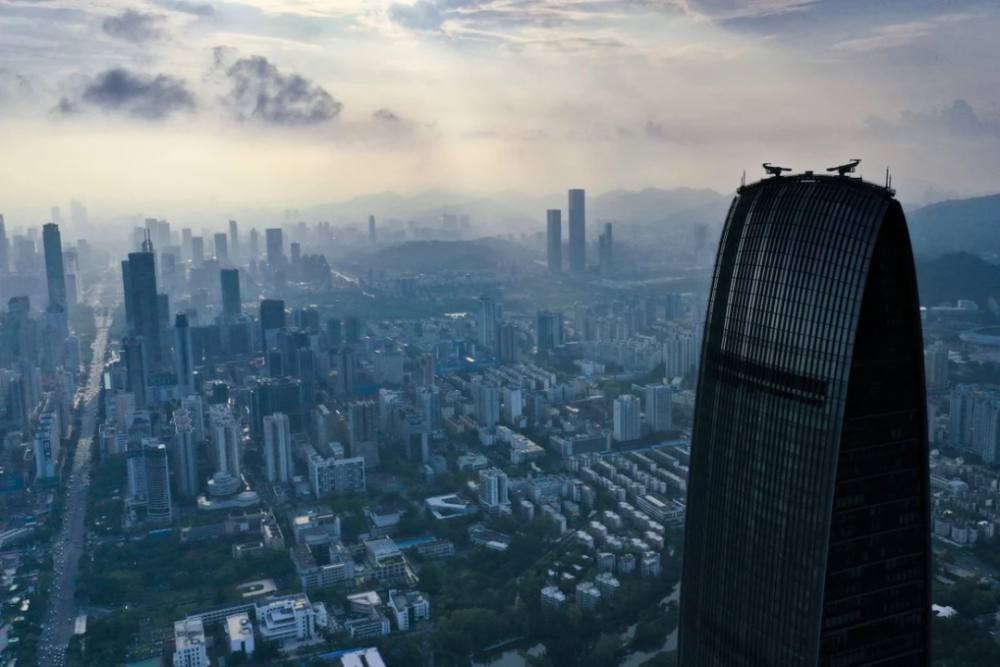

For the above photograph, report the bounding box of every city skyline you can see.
[1,1,999,217]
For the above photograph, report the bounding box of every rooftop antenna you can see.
[885,167,889,188]
[740,170,746,190]
[826,159,861,177]
[142,228,153,253]
[762,163,791,177]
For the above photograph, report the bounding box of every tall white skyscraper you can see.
[613,395,641,442]
[182,394,205,442]
[144,442,172,523]
[644,384,674,433]
[210,405,240,478]
[263,412,293,483]
[173,408,199,498]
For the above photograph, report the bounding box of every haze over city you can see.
[2,0,1000,223]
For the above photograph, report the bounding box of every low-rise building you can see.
[173,617,208,667]
[576,582,602,611]
[541,585,566,611]
[255,595,319,643]
[364,538,409,581]
[415,539,455,560]
[226,613,255,656]
[388,590,430,631]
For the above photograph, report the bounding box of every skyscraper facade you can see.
[221,269,241,321]
[229,219,239,260]
[679,171,930,666]
[568,189,586,273]
[546,210,562,273]
[173,408,199,498]
[213,232,229,266]
[263,412,292,483]
[174,313,195,397]
[0,214,9,273]
[477,296,499,348]
[266,228,284,266]
[43,222,67,312]
[125,238,162,366]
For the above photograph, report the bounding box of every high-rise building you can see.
[345,316,362,344]
[174,313,195,397]
[536,310,564,354]
[679,170,930,666]
[598,222,613,275]
[124,234,162,366]
[477,296,499,348]
[496,321,519,363]
[229,219,239,261]
[546,209,562,273]
[210,405,241,478]
[213,232,229,266]
[144,442,172,523]
[182,394,206,442]
[290,242,301,271]
[33,410,61,480]
[122,336,148,408]
[173,408,199,498]
[263,412,292,483]
[266,228,284,267]
[568,189,586,273]
[0,214,9,273]
[259,299,285,350]
[369,215,376,244]
[249,228,259,260]
[348,400,378,448]
[43,223,67,312]
[221,269,241,321]
[644,384,673,433]
[191,236,205,268]
[924,342,948,391]
[612,395,640,442]
[478,467,509,510]
[472,380,500,429]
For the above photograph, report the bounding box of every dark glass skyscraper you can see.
[546,209,562,273]
[266,228,284,267]
[568,188,585,273]
[124,238,162,366]
[679,171,929,666]
[220,269,241,321]
[43,222,67,312]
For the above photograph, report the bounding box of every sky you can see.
[1,0,999,222]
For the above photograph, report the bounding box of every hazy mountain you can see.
[364,238,523,273]
[907,193,1000,257]
[916,252,1000,308]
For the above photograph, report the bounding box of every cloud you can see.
[388,0,446,30]
[102,9,168,43]
[832,14,968,52]
[212,47,343,125]
[0,69,32,101]
[866,99,1000,140]
[151,0,215,17]
[373,108,401,122]
[55,68,195,120]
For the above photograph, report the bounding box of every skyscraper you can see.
[191,236,204,268]
[174,313,195,397]
[0,214,9,273]
[536,310,564,354]
[477,296,499,348]
[259,298,285,350]
[144,442,172,523]
[125,234,162,366]
[612,394,640,442]
[598,222,613,276]
[679,170,930,666]
[249,228,259,260]
[263,412,292,483]
[568,189,586,273]
[644,384,673,433]
[229,219,239,260]
[369,215,376,244]
[43,222,67,312]
[173,408,199,498]
[546,210,562,273]
[213,232,229,266]
[221,269,241,321]
[122,336,148,408]
[266,228,284,267]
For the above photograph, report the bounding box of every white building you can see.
[644,384,673,433]
[210,404,240,477]
[33,410,61,479]
[341,648,388,667]
[478,467,510,511]
[613,395,641,442]
[388,590,430,631]
[263,412,293,483]
[226,613,255,656]
[255,595,318,643]
[304,440,365,497]
[541,585,566,610]
[472,380,500,429]
[173,617,208,667]
[502,386,522,423]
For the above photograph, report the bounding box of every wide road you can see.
[38,277,117,667]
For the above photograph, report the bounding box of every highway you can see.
[38,277,117,667]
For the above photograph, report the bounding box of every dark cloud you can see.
[102,9,167,43]
[373,108,400,122]
[152,0,215,17]
[866,99,1000,140]
[55,68,195,120]
[212,47,343,126]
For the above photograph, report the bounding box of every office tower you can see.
[334,347,356,396]
[612,395,640,442]
[472,380,500,429]
[369,215,376,244]
[263,412,292,483]
[478,467,509,510]
[348,400,378,447]
[249,228,259,260]
[43,222,67,312]
[229,219,239,260]
[536,310,564,354]
[122,336,148,408]
[0,214,8,273]
[568,189,585,273]
[174,313,195,397]
[418,385,443,431]
[191,236,204,268]
[290,242,301,272]
[326,318,342,348]
[213,232,229,266]
[546,209,562,273]
[173,408,199,498]
[251,376,303,435]
[679,170,929,666]
[497,321,519,363]
[181,228,192,262]
[265,228,284,266]
[477,296,499,348]
[598,222,613,275]
[344,316,362,344]
[259,298,285,350]
[417,353,435,387]
[924,342,948,391]
[144,442,172,523]
[34,410,60,480]
[502,386,522,423]
[210,405,240,478]
[221,269,241,321]
[125,234,162,366]
[644,384,673,433]
[182,394,206,442]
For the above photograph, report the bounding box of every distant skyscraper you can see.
[263,412,292,483]
[50,205,62,225]
[612,395,640,442]
[546,210,562,273]
[124,234,162,366]
[568,189,586,273]
[43,223,67,312]
[536,310,564,354]
[679,170,930,666]
[290,241,301,270]
[0,214,9,273]
[497,321,519,363]
[174,313,195,397]
[144,442,172,523]
[598,222,613,275]
[190,236,205,268]
[210,405,240,478]
[348,400,378,448]
[229,219,239,260]
[249,228,259,260]
[644,384,673,433]
[345,316,362,345]
[369,215,376,244]
[266,228,284,267]
[477,296,500,348]
[259,299,285,350]
[173,408,199,498]
[472,380,500,429]
[213,232,229,266]
[122,336,148,408]
[221,269,241,321]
